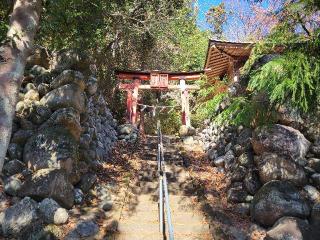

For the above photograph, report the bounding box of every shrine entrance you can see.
[116,70,203,128]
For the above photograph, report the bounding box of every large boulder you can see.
[265,217,310,240]
[257,152,307,186]
[10,129,34,145]
[40,83,85,113]
[38,198,69,225]
[50,49,89,73]
[0,197,40,237]
[24,126,79,176]
[3,159,26,176]
[39,108,82,140]
[250,180,310,227]
[252,124,310,159]
[65,220,99,240]
[179,125,196,137]
[50,70,85,91]
[85,76,98,95]
[276,105,304,130]
[18,168,74,209]
[26,45,50,69]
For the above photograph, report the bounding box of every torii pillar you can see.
[125,79,140,125]
[180,79,191,127]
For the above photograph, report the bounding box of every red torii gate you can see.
[116,70,203,127]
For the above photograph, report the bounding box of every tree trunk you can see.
[0,0,42,172]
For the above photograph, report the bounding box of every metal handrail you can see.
[157,121,174,240]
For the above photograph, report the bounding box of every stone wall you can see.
[198,56,320,238]
[0,48,117,238]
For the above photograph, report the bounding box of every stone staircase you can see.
[113,136,212,240]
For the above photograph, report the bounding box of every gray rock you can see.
[30,64,48,76]
[231,166,247,182]
[40,83,86,113]
[77,173,97,192]
[7,143,22,160]
[50,49,88,72]
[19,118,36,130]
[303,185,320,203]
[304,166,316,176]
[310,145,320,158]
[74,188,84,204]
[0,197,39,237]
[3,159,25,176]
[118,124,137,135]
[24,89,39,101]
[224,150,236,169]
[40,107,82,140]
[265,216,310,240]
[179,125,196,137]
[4,175,22,196]
[252,124,310,159]
[257,152,307,186]
[244,170,261,195]
[26,46,50,68]
[295,157,308,166]
[50,70,85,90]
[213,156,225,167]
[28,104,52,125]
[311,202,320,225]
[37,83,50,97]
[11,129,34,145]
[25,83,36,91]
[39,198,69,225]
[308,158,320,173]
[102,201,113,211]
[238,151,254,167]
[65,220,99,239]
[18,168,74,209]
[276,104,304,130]
[311,173,320,187]
[251,180,310,227]
[86,76,98,95]
[227,185,248,203]
[237,128,252,149]
[235,203,250,216]
[182,136,194,145]
[24,126,79,177]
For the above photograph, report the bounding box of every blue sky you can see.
[196,0,271,30]
[196,0,222,29]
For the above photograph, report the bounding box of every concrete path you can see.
[113,136,212,240]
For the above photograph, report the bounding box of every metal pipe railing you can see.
[157,121,174,240]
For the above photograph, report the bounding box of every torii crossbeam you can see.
[116,70,203,127]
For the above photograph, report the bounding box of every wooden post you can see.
[180,79,191,127]
[131,79,140,125]
[139,108,145,137]
[126,90,133,123]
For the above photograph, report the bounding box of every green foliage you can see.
[240,0,320,117]
[214,95,276,127]
[192,77,228,126]
[248,50,320,112]
[206,3,226,39]
[0,1,11,43]
[169,8,210,71]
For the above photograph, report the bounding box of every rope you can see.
[137,103,180,109]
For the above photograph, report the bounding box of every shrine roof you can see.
[204,40,254,79]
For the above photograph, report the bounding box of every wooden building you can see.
[204,40,254,82]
